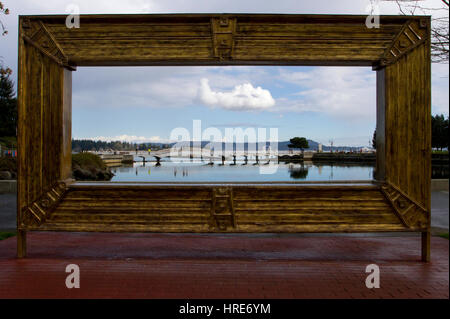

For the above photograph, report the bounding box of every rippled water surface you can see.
[110,158,374,182]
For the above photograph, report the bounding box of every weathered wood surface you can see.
[382,40,431,211]
[18,14,422,67]
[17,22,72,234]
[16,13,432,260]
[376,23,431,260]
[22,183,417,233]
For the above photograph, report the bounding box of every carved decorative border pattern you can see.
[375,18,429,69]
[20,181,68,228]
[211,17,236,61]
[21,18,75,70]
[380,182,428,230]
[209,187,236,230]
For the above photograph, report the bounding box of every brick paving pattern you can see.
[0,233,448,298]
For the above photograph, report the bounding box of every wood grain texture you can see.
[382,41,431,211]
[17,19,72,232]
[377,21,431,260]
[23,183,412,233]
[16,14,432,260]
[377,18,430,68]
[18,14,419,67]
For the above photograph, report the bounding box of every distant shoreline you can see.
[278,153,376,164]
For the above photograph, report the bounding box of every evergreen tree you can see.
[0,72,17,136]
[288,137,309,153]
[432,114,449,150]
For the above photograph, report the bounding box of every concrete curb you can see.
[0,180,16,194]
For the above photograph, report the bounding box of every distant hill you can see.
[73,138,369,152]
[170,140,368,152]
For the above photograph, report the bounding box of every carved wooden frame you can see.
[17,14,432,261]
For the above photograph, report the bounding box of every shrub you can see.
[72,152,107,170]
[0,156,16,179]
[72,153,113,181]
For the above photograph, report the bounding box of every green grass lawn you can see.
[0,232,16,240]
[432,150,449,155]
[438,233,449,240]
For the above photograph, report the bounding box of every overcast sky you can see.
[0,0,448,146]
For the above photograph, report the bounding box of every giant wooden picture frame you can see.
[17,14,431,260]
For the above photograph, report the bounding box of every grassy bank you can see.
[72,153,114,181]
[432,150,449,155]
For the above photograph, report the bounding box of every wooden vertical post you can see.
[375,68,386,182]
[16,19,27,259]
[382,26,431,261]
[17,17,74,258]
[421,231,430,262]
[60,69,72,182]
[422,27,432,263]
[17,230,27,258]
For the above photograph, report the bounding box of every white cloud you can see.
[79,134,168,143]
[72,66,274,110]
[274,67,376,120]
[198,78,275,111]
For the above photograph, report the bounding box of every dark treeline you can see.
[72,139,172,152]
[371,114,449,151]
[432,114,449,151]
[0,71,17,137]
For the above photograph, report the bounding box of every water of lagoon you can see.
[110,158,375,182]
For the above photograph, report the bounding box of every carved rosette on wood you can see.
[211,17,236,61]
[20,181,68,228]
[209,187,236,230]
[377,18,429,68]
[380,183,428,230]
[21,18,73,69]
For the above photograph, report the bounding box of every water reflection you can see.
[109,159,374,182]
[288,164,309,179]
[432,165,449,179]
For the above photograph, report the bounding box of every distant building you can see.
[318,143,323,153]
[360,147,373,153]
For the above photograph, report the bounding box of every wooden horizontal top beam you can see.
[19,13,429,22]
[18,14,431,68]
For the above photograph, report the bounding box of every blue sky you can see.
[72,66,378,146]
[1,0,448,147]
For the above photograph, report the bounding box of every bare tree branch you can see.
[395,0,449,63]
[0,1,12,74]
[0,1,9,36]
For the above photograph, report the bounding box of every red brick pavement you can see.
[0,232,448,298]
